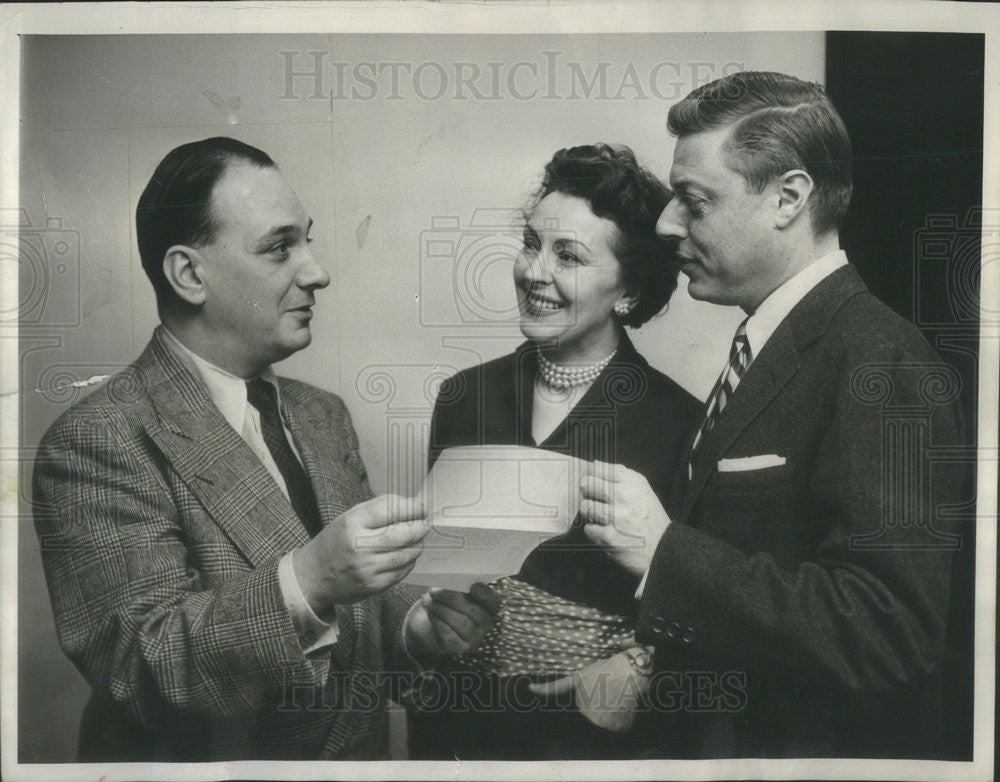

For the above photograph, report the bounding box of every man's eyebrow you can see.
[255,219,312,248]
[672,179,715,202]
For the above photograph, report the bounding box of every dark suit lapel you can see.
[140,328,310,566]
[678,264,867,524]
[680,328,799,523]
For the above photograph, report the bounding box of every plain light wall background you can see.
[18,32,824,761]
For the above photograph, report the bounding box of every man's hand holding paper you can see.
[579,460,672,578]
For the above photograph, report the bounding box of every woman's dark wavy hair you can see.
[529,143,679,328]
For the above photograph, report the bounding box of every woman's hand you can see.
[404,583,501,663]
[527,650,650,733]
[579,460,672,577]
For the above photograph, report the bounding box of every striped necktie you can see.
[689,318,752,474]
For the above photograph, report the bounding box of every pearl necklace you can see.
[537,349,616,390]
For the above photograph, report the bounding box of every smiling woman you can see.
[405,144,702,760]
[515,192,627,362]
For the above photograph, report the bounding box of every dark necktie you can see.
[245,377,323,537]
[689,318,752,473]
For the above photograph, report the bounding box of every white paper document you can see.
[406,445,586,591]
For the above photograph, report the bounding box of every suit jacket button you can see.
[667,621,681,640]
[651,616,666,634]
[682,626,695,644]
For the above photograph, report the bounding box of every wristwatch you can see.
[623,645,654,676]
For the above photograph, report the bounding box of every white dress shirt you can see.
[635,250,849,598]
[160,327,339,654]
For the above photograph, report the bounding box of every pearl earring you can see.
[614,302,631,316]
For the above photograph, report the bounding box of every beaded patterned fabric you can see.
[457,577,634,678]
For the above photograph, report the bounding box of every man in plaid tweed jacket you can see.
[33,138,497,761]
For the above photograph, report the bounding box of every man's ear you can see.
[162,245,207,305]
[773,169,814,229]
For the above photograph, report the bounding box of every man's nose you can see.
[298,246,331,290]
[656,199,688,240]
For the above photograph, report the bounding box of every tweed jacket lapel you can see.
[140,328,310,565]
[279,388,362,524]
[679,265,868,525]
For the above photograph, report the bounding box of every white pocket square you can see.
[717,454,786,472]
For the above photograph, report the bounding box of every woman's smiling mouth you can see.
[525,290,564,314]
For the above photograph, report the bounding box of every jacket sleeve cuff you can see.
[248,557,330,687]
[635,569,649,599]
[277,550,340,656]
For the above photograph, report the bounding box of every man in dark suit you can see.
[32,137,498,761]
[580,72,968,757]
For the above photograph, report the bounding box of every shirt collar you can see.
[159,326,280,433]
[743,250,848,359]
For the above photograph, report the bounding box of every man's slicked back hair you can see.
[136,137,276,306]
[667,71,852,235]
